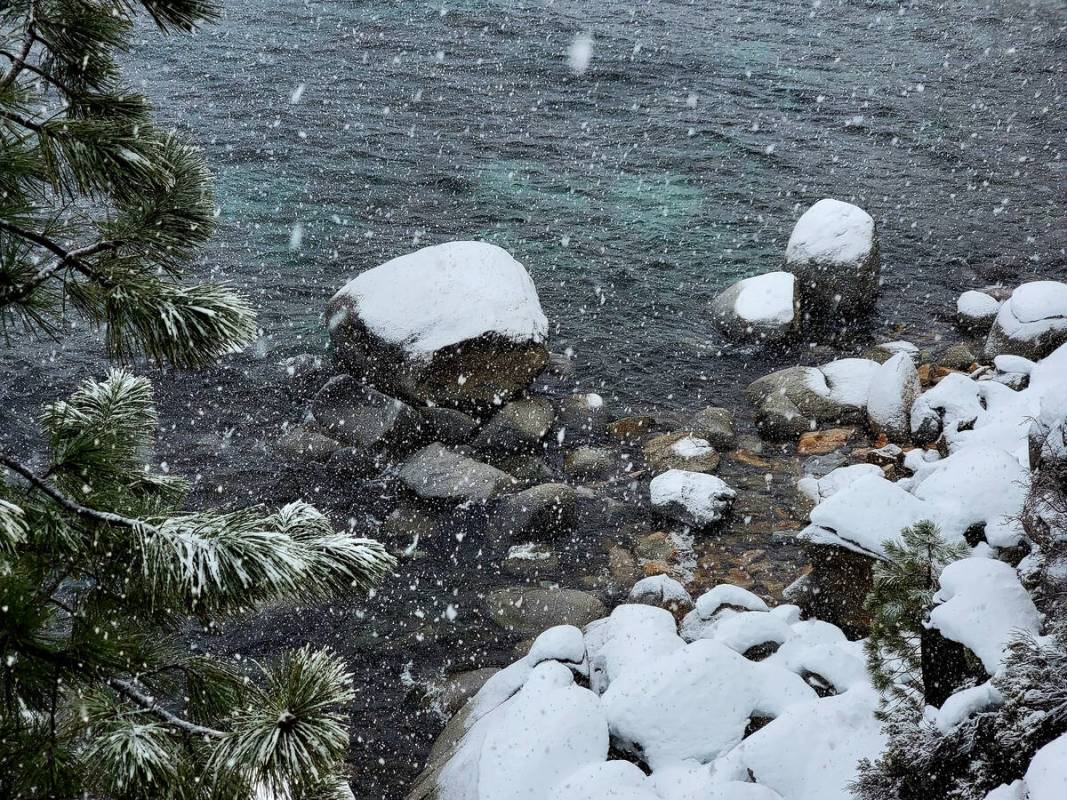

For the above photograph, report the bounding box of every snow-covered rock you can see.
[710,271,797,342]
[1023,733,1067,800]
[650,469,737,528]
[643,432,720,474]
[866,352,921,443]
[929,557,1042,674]
[326,241,549,407]
[785,199,880,321]
[983,280,1067,362]
[602,639,816,769]
[586,604,685,694]
[797,463,883,504]
[800,473,930,558]
[628,574,694,614]
[957,290,1001,333]
[933,681,1003,734]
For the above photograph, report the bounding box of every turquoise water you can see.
[122,0,1065,403]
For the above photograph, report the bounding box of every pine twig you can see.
[0,0,37,92]
[107,678,226,739]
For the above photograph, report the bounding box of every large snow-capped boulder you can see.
[650,469,736,528]
[866,352,921,443]
[326,241,549,408]
[983,281,1067,361]
[785,199,880,321]
[710,271,797,342]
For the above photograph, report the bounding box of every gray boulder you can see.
[274,427,343,463]
[326,241,549,408]
[419,406,480,446]
[983,281,1067,361]
[472,397,555,453]
[688,407,736,450]
[642,431,720,474]
[710,271,797,342]
[484,587,606,635]
[557,392,610,437]
[785,198,880,321]
[563,447,619,480]
[398,443,513,505]
[311,375,420,451]
[488,482,579,541]
[754,393,813,441]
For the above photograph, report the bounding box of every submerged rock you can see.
[326,241,549,408]
[488,483,579,541]
[311,375,420,452]
[485,587,607,635]
[274,426,343,463]
[564,447,619,480]
[398,443,513,505]
[785,198,880,322]
[473,396,555,453]
[710,271,797,342]
[557,392,610,437]
[688,406,736,450]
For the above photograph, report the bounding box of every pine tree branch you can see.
[0,235,119,306]
[106,677,226,739]
[0,49,78,97]
[0,0,38,92]
[0,450,155,534]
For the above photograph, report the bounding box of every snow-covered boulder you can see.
[909,372,985,445]
[643,432,720,474]
[983,280,1067,361]
[785,199,880,322]
[602,639,816,769]
[585,604,685,694]
[797,463,883,504]
[628,575,694,615]
[710,271,797,342]
[650,469,736,528]
[1023,733,1067,800]
[326,241,549,407]
[866,352,922,443]
[957,290,1001,333]
[929,557,1041,674]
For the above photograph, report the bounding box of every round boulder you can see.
[983,280,1067,361]
[710,271,797,342]
[785,198,880,322]
[326,241,549,408]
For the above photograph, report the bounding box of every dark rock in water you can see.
[273,426,344,463]
[754,393,813,441]
[312,375,420,452]
[419,406,480,446]
[484,586,606,635]
[545,351,576,378]
[379,504,437,543]
[556,392,610,438]
[503,542,560,578]
[688,406,736,450]
[608,415,656,443]
[488,482,578,541]
[563,446,619,480]
[490,454,555,488]
[326,242,549,409]
[398,443,513,505]
[785,542,874,638]
[643,431,720,474]
[472,397,555,453]
[324,445,382,478]
[785,198,880,324]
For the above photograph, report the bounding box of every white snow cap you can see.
[328,241,547,357]
[732,271,796,325]
[1023,733,1067,800]
[958,290,1000,319]
[650,469,737,527]
[786,198,875,267]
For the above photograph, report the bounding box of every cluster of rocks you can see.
[711,198,881,342]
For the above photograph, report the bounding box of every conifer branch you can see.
[0,0,37,91]
[106,677,226,739]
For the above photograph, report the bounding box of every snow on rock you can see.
[800,473,930,558]
[326,241,549,406]
[527,625,588,672]
[957,290,1001,333]
[1023,733,1067,800]
[712,688,886,800]
[933,681,1004,734]
[911,445,1029,548]
[468,661,608,800]
[785,199,880,320]
[628,574,694,613]
[697,611,795,654]
[746,359,878,436]
[820,358,882,409]
[585,604,685,694]
[984,280,1067,362]
[710,271,797,342]
[602,639,816,769]
[910,372,985,445]
[866,352,921,443]
[697,584,771,617]
[797,463,883,504]
[929,557,1042,674]
[650,469,736,528]
[547,760,657,800]
[983,782,1027,800]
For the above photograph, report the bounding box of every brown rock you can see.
[642,431,720,474]
[641,561,672,577]
[609,415,656,443]
[607,546,641,587]
[729,450,772,468]
[796,427,857,456]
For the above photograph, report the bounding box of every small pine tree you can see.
[0,3,396,798]
[864,520,968,713]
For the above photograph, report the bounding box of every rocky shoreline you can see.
[194,198,1067,799]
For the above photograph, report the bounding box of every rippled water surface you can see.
[121,0,1066,403]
